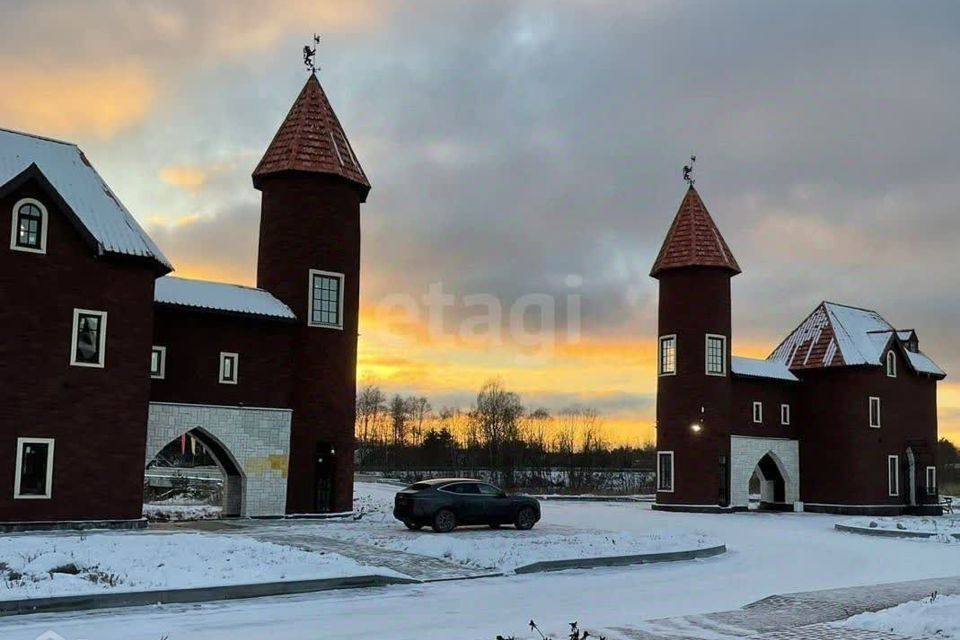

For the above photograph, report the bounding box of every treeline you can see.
[355,379,655,479]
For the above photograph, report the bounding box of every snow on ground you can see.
[0,531,402,601]
[841,515,960,540]
[2,484,960,640]
[143,498,222,522]
[840,594,960,638]
[313,481,718,571]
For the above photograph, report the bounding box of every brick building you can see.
[0,72,365,526]
[652,186,945,515]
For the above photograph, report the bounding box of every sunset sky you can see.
[4,1,959,445]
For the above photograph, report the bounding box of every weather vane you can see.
[683,155,697,186]
[303,34,321,74]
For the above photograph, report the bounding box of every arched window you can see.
[10,198,48,253]
[886,350,897,377]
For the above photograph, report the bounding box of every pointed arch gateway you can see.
[729,436,800,510]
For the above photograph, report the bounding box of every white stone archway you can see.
[730,436,800,510]
[146,402,292,517]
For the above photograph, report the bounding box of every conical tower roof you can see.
[253,74,370,200]
[650,186,741,278]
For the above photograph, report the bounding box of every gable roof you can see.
[0,128,171,271]
[731,356,798,382]
[650,186,741,278]
[769,302,945,378]
[253,74,370,200]
[154,276,296,321]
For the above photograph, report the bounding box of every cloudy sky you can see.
[4,0,959,443]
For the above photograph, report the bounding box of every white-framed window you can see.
[657,451,674,493]
[781,403,791,425]
[14,437,55,499]
[219,352,238,384]
[70,309,107,368]
[705,334,727,376]
[926,466,937,496]
[869,396,881,428]
[886,351,897,377]
[658,335,677,376]
[150,346,166,379]
[9,198,48,254]
[308,269,344,329]
[753,401,763,423]
[887,455,899,497]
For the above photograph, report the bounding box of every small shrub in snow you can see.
[497,619,605,640]
[49,563,81,576]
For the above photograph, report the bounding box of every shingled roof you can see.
[650,186,741,278]
[253,74,370,200]
[768,302,945,378]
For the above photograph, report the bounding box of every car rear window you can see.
[407,483,431,491]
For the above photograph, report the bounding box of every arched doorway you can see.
[729,436,799,510]
[145,428,245,517]
[752,452,787,510]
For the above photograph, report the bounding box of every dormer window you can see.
[886,351,896,377]
[308,270,344,330]
[10,198,48,254]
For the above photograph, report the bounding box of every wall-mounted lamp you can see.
[690,423,702,434]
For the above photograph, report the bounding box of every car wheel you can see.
[515,507,537,530]
[404,521,423,531]
[432,509,457,533]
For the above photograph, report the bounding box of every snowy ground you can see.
[143,498,222,522]
[1,485,959,639]
[841,515,960,539]
[312,482,718,572]
[840,594,960,638]
[0,531,400,601]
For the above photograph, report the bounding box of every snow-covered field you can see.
[0,532,400,601]
[841,515,960,540]
[2,484,959,640]
[312,482,718,571]
[841,594,960,638]
[143,500,222,522]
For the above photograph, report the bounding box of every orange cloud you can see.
[160,167,209,193]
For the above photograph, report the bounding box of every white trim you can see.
[887,454,899,497]
[9,197,48,254]
[150,346,167,380]
[69,308,107,368]
[752,401,763,424]
[307,269,345,330]
[886,350,897,377]
[657,451,675,493]
[926,466,937,496]
[705,334,727,376]
[869,396,881,428]
[219,352,238,384]
[780,403,791,425]
[658,334,677,376]
[14,437,55,499]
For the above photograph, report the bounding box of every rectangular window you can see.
[70,309,107,368]
[150,346,166,379]
[886,351,897,377]
[926,466,937,496]
[869,396,881,428]
[781,403,791,425]
[887,455,899,496]
[219,352,238,384]
[657,451,674,493]
[753,401,763,423]
[14,438,55,499]
[658,335,676,376]
[705,334,727,376]
[308,270,344,329]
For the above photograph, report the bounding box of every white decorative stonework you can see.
[146,402,291,517]
[729,435,800,509]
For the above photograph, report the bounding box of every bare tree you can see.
[410,396,432,447]
[356,383,387,444]
[470,379,524,471]
[390,394,411,446]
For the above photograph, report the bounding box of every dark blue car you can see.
[393,478,541,533]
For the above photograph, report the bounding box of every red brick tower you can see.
[650,186,741,511]
[253,73,370,513]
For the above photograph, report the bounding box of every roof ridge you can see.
[160,275,271,293]
[821,300,881,314]
[0,127,77,147]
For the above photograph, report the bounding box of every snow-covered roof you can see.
[0,128,171,270]
[155,276,296,320]
[769,302,945,378]
[731,356,799,382]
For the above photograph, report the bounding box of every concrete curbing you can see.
[0,574,418,618]
[513,543,727,574]
[835,522,960,540]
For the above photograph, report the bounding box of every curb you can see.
[0,574,418,618]
[532,495,652,503]
[513,543,727,574]
[835,522,960,540]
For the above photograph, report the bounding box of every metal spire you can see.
[303,34,321,74]
[682,155,697,186]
